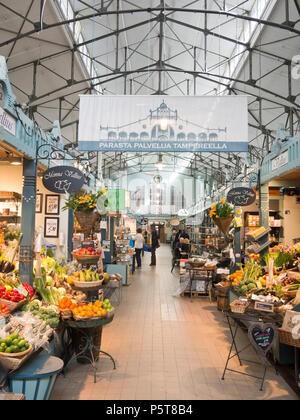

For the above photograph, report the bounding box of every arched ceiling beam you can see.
[1,6,300,50]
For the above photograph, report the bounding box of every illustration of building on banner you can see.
[100,101,227,144]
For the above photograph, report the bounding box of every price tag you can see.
[16,285,29,298]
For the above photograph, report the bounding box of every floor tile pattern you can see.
[52,246,299,400]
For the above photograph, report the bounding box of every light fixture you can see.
[10,157,22,166]
[160,119,168,130]
[155,154,164,171]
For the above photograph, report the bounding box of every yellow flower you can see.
[220,198,226,205]
[101,186,107,195]
[236,208,242,215]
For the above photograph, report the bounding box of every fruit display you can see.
[72,299,114,319]
[0,333,30,354]
[102,299,113,313]
[229,270,243,287]
[70,268,103,284]
[73,247,102,257]
[0,286,25,303]
[73,300,107,319]
[59,297,78,311]
[0,303,10,315]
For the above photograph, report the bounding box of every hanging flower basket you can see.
[214,216,234,237]
[209,198,237,236]
[75,211,101,238]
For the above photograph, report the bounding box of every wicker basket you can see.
[287,271,300,282]
[230,299,250,314]
[0,298,27,312]
[278,328,300,348]
[75,211,100,238]
[72,253,101,265]
[0,343,33,359]
[73,279,103,289]
[189,260,206,268]
[281,285,300,298]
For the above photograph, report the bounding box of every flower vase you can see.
[214,216,234,237]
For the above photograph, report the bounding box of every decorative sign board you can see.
[248,324,276,355]
[272,150,289,171]
[227,187,256,207]
[0,106,16,136]
[254,301,274,313]
[78,95,249,153]
[42,166,85,194]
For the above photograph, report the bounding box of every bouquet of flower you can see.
[209,199,238,236]
[63,187,108,214]
[209,198,236,220]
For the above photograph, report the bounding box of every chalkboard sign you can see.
[248,324,276,355]
[227,187,256,207]
[42,166,85,194]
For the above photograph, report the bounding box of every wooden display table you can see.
[185,264,216,301]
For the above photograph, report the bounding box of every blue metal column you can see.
[67,208,74,261]
[19,158,37,286]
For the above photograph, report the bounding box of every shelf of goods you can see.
[245,212,282,248]
[245,227,272,255]
[0,192,21,227]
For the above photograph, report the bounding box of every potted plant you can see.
[209,198,236,236]
[63,188,108,237]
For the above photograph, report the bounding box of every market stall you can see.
[215,232,300,390]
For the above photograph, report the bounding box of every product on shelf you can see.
[247,227,266,239]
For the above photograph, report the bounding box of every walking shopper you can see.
[150,226,160,266]
[134,228,144,268]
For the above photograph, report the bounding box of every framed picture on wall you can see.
[36,194,43,213]
[45,194,60,215]
[44,217,60,238]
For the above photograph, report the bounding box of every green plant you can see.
[62,189,108,214]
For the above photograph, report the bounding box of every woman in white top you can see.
[134,228,144,268]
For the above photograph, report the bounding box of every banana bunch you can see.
[74,268,102,283]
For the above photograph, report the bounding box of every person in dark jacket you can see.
[180,230,190,240]
[150,227,159,266]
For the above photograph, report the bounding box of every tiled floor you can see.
[52,245,299,400]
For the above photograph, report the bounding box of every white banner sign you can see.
[78,95,248,153]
